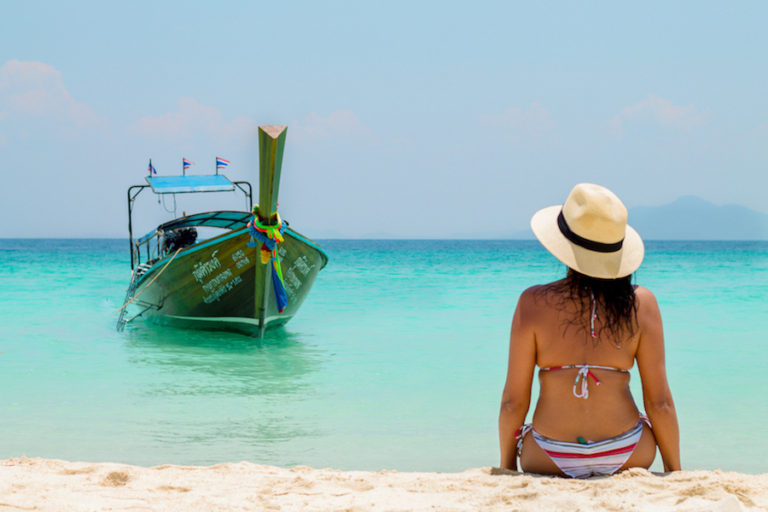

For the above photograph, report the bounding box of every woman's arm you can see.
[635,286,681,472]
[499,288,538,470]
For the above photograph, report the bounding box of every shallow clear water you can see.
[0,239,766,473]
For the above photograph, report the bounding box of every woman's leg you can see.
[519,431,565,476]
[619,422,657,471]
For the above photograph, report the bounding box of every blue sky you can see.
[1,1,766,237]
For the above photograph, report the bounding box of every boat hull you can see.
[128,225,327,336]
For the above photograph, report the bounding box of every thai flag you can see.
[216,157,230,170]
[148,159,157,175]
[183,158,194,171]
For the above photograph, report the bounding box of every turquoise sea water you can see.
[0,239,766,474]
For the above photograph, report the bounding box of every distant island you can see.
[629,196,768,240]
[509,196,768,240]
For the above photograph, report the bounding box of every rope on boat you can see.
[122,303,156,324]
[117,247,182,312]
[247,205,288,313]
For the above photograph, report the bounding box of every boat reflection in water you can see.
[122,324,326,466]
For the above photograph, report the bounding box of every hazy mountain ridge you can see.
[630,196,768,240]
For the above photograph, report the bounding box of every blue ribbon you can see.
[247,222,288,312]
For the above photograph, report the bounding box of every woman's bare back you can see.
[526,280,642,441]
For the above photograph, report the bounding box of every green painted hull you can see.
[130,222,327,336]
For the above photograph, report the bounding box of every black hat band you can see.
[557,210,624,253]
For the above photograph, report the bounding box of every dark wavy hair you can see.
[545,268,638,345]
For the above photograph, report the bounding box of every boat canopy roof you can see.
[146,174,235,194]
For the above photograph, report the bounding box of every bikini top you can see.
[539,364,629,399]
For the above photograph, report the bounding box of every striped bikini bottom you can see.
[516,417,650,479]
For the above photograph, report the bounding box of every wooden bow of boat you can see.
[255,125,287,337]
[257,125,287,223]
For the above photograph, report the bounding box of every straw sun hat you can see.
[530,183,644,279]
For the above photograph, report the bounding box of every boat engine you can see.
[164,227,198,253]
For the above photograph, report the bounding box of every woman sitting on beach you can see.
[499,183,680,478]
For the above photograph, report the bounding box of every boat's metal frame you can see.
[127,181,253,270]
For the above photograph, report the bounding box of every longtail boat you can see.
[117,125,328,337]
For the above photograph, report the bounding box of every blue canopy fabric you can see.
[146,174,235,194]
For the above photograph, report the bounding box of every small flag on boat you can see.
[148,159,157,175]
[183,158,194,172]
[216,157,230,170]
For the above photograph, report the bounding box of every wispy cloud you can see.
[478,102,555,140]
[608,95,704,136]
[133,97,255,144]
[291,110,373,143]
[754,121,768,137]
[0,59,101,133]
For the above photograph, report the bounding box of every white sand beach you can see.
[1,457,766,511]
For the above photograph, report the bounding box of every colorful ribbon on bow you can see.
[247,205,288,313]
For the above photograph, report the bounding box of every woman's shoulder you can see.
[517,281,567,310]
[519,282,558,301]
[633,285,659,306]
[633,285,662,326]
